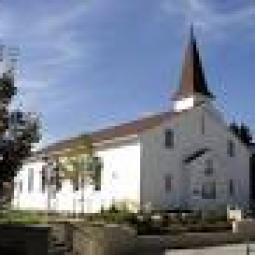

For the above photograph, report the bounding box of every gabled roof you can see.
[173,27,214,100]
[39,111,178,156]
[91,111,175,144]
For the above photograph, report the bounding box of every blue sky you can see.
[1,0,255,147]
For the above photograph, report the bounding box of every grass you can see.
[0,209,48,224]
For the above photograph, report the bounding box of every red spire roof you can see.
[173,26,214,100]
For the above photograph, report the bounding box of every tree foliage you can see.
[229,122,253,146]
[55,153,102,192]
[0,71,40,200]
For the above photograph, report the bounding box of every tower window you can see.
[227,140,235,157]
[165,129,174,148]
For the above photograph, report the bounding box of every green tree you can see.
[65,154,102,215]
[51,135,102,215]
[0,71,40,206]
[230,122,253,145]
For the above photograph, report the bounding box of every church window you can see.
[165,174,172,192]
[229,179,234,196]
[193,188,200,196]
[201,114,205,134]
[28,168,34,192]
[165,129,174,148]
[41,166,47,192]
[73,170,79,191]
[94,156,102,191]
[54,165,62,191]
[204,159,213,176]
[227,140,235,157]
[202,182,216,199]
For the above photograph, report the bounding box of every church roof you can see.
[173,27,214,100]
[39,111,178,156]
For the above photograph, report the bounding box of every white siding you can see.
[96,137,141,211]
[140,103,250,211]
[13,161,48,210]
[13,138,141,213]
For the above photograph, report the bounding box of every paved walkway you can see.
[166,243,255,255]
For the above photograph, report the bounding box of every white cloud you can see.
[161,0,255,39]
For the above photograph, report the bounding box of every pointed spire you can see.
[173,26,214,100]
[190,24,195,42]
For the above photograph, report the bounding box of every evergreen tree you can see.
[229,122,253,146]
[229,122,239,137]
[0,71,40,205]
[239,123,253,145]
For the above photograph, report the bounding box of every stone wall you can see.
[0,224,50,255]
[69,223,136,255]
[50,222,255,255]
[233,219,255,234]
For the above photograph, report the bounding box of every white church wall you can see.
[95,137,141,211]
[140,122,182,210]
[13,161,48,210]
[187,151,229,211]
[139,104,250,211]
[13,137,141,213]
[200,105,250,209]
[139,107,209,210]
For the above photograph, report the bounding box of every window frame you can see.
[202,181,216,199]
[165,129,174,148]
[227,140,235,157]
[229,179,234,196]
[204,159,213,176]
[41,166,47,193]
[165,174,172,193]
[201,114,205,135]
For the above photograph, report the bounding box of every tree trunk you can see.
[0,181,14,210]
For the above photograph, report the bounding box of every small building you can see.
[12,29,251,214]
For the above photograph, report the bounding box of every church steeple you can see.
[173,26,214,112]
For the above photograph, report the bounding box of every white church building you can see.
[12,30,251,214]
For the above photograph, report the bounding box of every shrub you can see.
[0,210,48,224]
